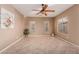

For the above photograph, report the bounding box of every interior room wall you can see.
[25,17,54,35]
[0,4,26,50]
[54,4,79,45]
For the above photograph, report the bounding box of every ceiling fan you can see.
[32,4,55,16]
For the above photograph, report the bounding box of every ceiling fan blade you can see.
[41,4,48,11]
[45,10,55,12]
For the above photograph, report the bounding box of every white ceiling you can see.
[13,4,74,17]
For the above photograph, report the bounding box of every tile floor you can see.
[1,36,79,54]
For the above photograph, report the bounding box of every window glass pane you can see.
[44,21,49,32]
[29,21,36,33]
[57,17,68,34]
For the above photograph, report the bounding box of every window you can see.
[29,21,36,33]
[1,8,15,29]
[57,17,68,34]
[44,21,49,32]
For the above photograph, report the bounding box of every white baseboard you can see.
[28,34,51,37]
[0,36,24,53]
[55,36,79,48]
[1,35,78,53]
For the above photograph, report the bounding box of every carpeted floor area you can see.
[1,36,79,54]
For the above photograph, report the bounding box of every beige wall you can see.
[54,4,79,45]
[25,17,54,35]
[1,4,79,50]
[0,4,26,50]
[0,5,54,51]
